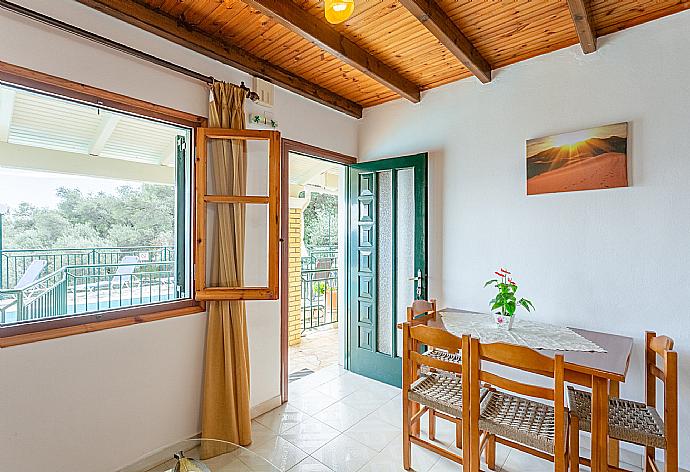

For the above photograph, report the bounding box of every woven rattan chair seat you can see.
[423,349,462,364]
[419,349,462,376]
[567,387,666,449]
[408,372,480,418]
[479,390,562,454]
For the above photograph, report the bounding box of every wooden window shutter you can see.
[195,128,280,300]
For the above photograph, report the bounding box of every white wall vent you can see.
[252,77,274,108]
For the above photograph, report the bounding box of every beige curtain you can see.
[201,82,252,452]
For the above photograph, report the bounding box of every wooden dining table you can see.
[427,309,634,472]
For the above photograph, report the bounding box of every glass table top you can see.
[116,439,281,472]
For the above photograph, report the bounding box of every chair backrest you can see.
[471,340,562,400]
[312,258,333,281]
[406,298,437,324]
[401,323,471,457]
[115,256,139,276]
[405,323,465,374]
[645,331,677,455]
[469,338,566,467]
[14,260,47,289]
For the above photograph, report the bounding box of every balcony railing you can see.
[0,246,175,324]
[301,247,338,272]
[301,267,338,332]
[0,246,173,290]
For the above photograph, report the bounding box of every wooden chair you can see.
[406,299,439,330]
[401,323,475,470]
[568,332,678,472]
[406,299,464,447]
[467,338,570,472]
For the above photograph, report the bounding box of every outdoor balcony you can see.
[0,246,177,324]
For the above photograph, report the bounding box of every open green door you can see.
[347,153,427,387]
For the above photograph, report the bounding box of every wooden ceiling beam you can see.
[75,0,363,118]
[566,0,597,53]
[241,0,421,103]
[399,0,492,83]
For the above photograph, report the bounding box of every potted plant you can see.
[484,268,534,330]
[325,286,337,314]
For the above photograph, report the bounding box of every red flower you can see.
[500,268,511,275]
[508,278,515,285]
[495,272,504,277]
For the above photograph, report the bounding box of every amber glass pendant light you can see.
[325,0,355,24]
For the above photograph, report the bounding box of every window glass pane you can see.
[206,138,269,196]
[376,170,393,356]
[205,203,269,288]
[0,83,190,327]
[396,167,416,357]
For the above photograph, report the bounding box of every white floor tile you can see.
[281,417,340,453]
[311,435,378,472]
[344,414,400,452]
[418,414,460,449]
[288,457,334,471]
[498,449,554,472]
[360,380,401,400]
[289,382,316,398]
[304,366,343,386]
[427,442,511,472]
[290,378,325,396]
[289,370,338,394]
[485,444,511,471]
[357,456,416,472]
[288,390,339,416]
[315,376,366,401]
[313,401,370,432]
[370,395,403,427]
[427,457,463,471]
[241,436,308,472]
[204,456,255,471]
[362,434,440,472]
[340,388,393,414]
[256,404,311,434]
[251,420,279,448]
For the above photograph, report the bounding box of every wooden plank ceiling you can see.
[81,0,689,116]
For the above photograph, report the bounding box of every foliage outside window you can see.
[0,81,192,330]
[302,192,338,249]
[3,185,174,250]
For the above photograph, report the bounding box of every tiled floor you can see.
[248,365,647,471]
[289,325,340,375]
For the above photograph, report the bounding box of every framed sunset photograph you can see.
[526,122,629,195]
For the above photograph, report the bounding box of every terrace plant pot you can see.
[325,288,337,314]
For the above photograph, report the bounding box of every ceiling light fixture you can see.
[325,0,355,24]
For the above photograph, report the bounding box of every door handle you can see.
[409,270,424,297]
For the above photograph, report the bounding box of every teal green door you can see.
[347,153,427,387]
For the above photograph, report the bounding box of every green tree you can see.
[3,184,175,250]
[302,192,338,248]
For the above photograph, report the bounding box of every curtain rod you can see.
[0,0,216,85]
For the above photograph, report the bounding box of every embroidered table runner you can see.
[440,310,606,353]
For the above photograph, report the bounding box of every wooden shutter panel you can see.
[194,128,280,300]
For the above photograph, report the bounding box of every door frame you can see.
[280,139,356,403]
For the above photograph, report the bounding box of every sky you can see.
[526,122,628,158]
[0,167,141,211]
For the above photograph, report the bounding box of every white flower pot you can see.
[494,313,515,330]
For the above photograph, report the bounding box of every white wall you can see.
[359,10,690,467]
[0,1,357,471]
